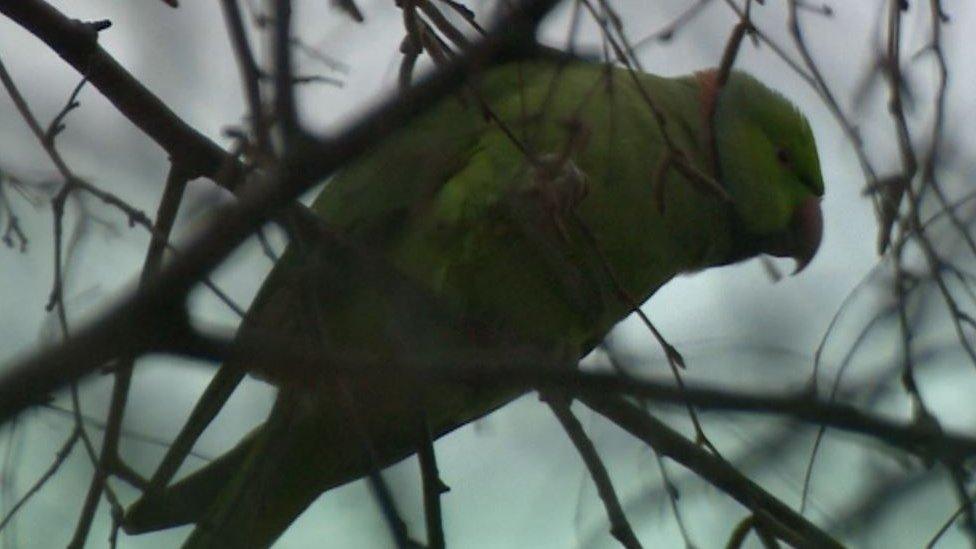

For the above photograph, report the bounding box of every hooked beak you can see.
[765,196,823,274]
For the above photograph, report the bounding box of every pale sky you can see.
[1,1,975,547]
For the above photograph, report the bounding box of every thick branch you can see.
[0,0,558,425]
[165,327,976,465]
[0,0,235,180]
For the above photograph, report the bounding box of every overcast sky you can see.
[2,1,976,547]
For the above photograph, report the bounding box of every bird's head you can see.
[704,70,825,273]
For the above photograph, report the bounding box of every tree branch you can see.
[0,0,559,424]
[582,396,843,549]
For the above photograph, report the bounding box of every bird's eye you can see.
[776,148,792,167]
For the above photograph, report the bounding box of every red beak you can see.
[717,196,824,272]
[759,196,823,274]
[790,196,823,274]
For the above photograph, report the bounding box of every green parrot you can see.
[123,57,824,547]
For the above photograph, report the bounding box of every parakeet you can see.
[123,57,824,547]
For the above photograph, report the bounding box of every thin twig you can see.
[582,395,843,549]
[547,394,643,549]
[415,410,447,549]
[0,429,79,532]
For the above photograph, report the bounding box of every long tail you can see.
[123,428,256,533]
[181,396,354,549]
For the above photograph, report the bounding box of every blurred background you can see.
[1,0,975,547]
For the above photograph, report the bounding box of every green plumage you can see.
[124,59,824,547]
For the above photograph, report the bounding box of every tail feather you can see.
[123,430,257,534]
